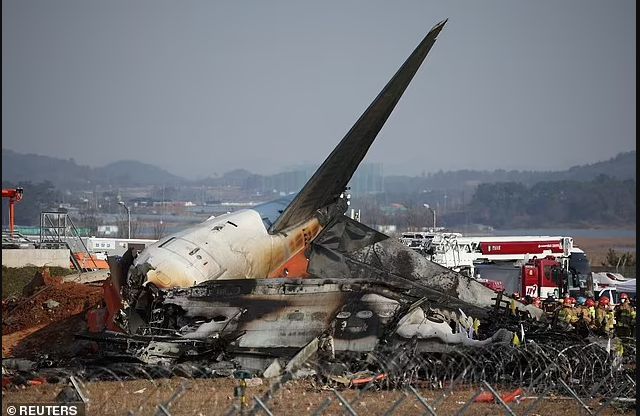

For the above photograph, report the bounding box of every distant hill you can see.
[556,151,635,182]
[2,149,93,188]
[93,160,185,186]
[2,148,634,192]
[2,149,186,189]
[384,151,636,192]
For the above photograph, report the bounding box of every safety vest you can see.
[616,303,634,328]
[595,307,608,328]
[575,306,592,324]
[558,306,578,324]
[606,311,615,331]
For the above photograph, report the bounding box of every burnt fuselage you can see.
[129,208,322,290]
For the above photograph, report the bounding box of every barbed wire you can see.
[5,335,623,415]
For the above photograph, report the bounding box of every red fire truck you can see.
[400,233,573,273]
[400,233,590,297]
[520,256,571,298]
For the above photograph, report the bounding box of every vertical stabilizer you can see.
[270,20,447,234]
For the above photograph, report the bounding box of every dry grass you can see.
[573,237,636,266]
[2,378,634,416]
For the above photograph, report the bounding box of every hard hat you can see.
[563,298,573,306]
[620,293,629,299]
[598,296,610,306]
[585,299,596,307]
[576,297,586,305]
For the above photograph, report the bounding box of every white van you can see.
[595,288,619,306]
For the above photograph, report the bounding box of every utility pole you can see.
[118,201,131,239]
[423,203,436,229]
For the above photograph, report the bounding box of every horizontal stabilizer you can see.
[269,19,447,234]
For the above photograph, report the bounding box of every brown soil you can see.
[2,269,103,336]
[2,324,47,357]
[2,268,103,360]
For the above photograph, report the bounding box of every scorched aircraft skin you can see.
[88,20,541,371]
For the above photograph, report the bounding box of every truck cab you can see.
[522,256,567,298]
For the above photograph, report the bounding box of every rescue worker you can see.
[631,296,637,337]
[532,297,543,309]
[585,298,597,329]
[558,297,579,327]
[530,296,548,323]
[573,296,592,336]
[574,297,589,320]
[614,293,636,337]
[542,292,558,315]
[120,245,139,281]
[595,296,615,337]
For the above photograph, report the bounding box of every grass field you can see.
[573,237,636,276]
[1,377,635,416]
[1,266,76,299]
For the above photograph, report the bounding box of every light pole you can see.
[423,203,436,229]
[118,201,131,239]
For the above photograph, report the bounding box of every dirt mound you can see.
[2,265,76,299]
[2,268,103,337]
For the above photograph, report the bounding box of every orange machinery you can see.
[2,187,24,236]
[71,252,110,270]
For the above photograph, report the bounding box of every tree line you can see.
[461,175,635,228]
[3,175,635,233]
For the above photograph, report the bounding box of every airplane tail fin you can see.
[269,19,447,234]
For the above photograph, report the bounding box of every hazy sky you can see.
[2,1,636,179]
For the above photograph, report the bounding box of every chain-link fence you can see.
[3,336,634,415]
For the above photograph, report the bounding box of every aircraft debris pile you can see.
[85,209,549,369]
[74,18,614,380]
[82,275,511,367]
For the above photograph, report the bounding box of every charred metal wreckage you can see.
[83,20,543,375]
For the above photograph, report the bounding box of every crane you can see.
[2,187,24,236]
